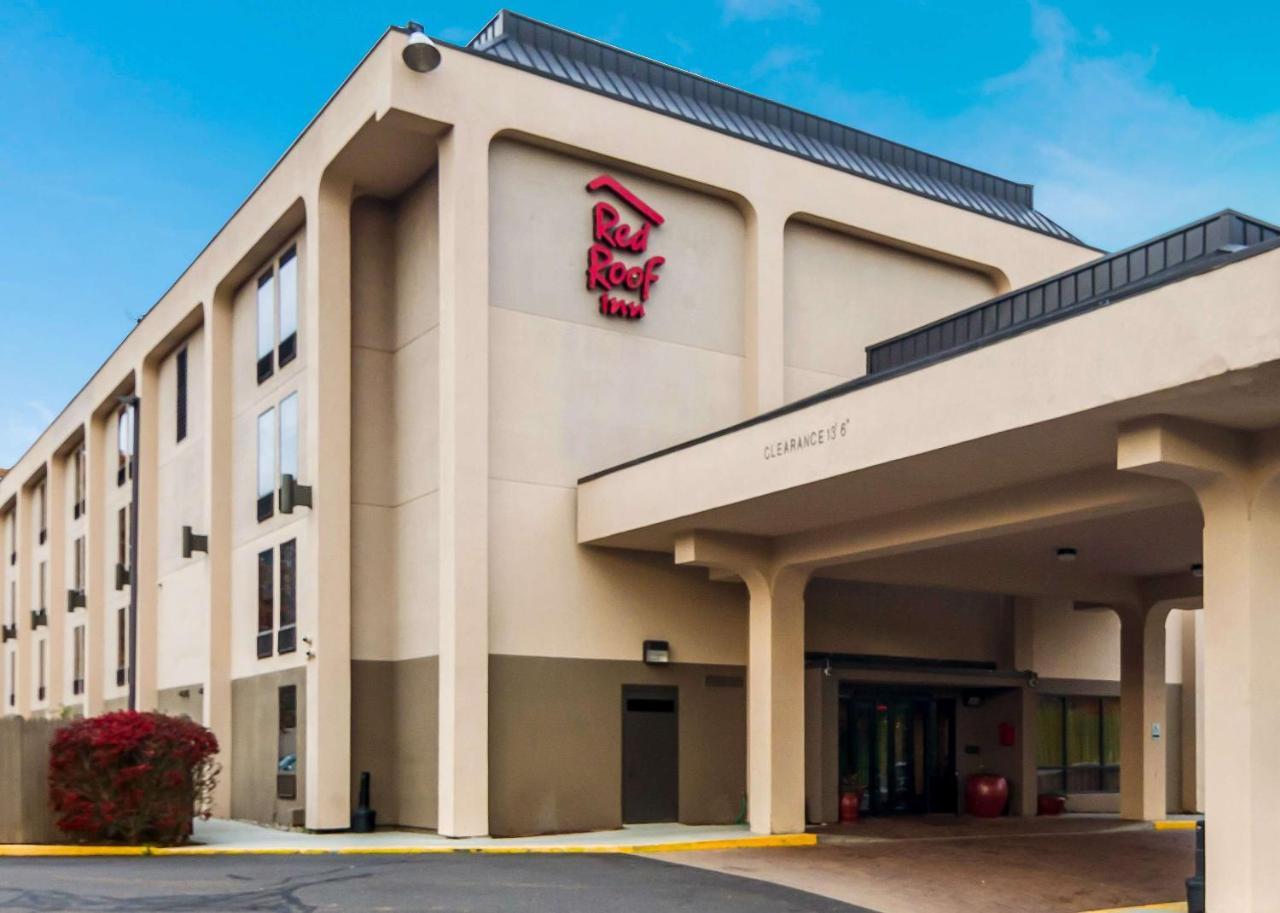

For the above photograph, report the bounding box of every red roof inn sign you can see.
[586,175,666,320]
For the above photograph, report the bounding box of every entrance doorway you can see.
[840,687,957,815]
[621,685,679,823]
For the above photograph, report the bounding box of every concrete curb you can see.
[0,833,816,858]
[1152,820,1199,831]
[1076,903,1185,913]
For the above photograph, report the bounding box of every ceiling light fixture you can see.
[1056,547,1078,562]
[1191,563,1204,578]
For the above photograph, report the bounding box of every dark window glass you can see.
[117,507,127,568]
[257,549,274,659]
[1036,695,1120,795]
[277,684,298,799]
[278,539,296,654]
[176,347,188,443]
[116,606,127,684]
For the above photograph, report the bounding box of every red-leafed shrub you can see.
[48,711,220,845]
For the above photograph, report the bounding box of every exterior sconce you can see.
[30,609,48,630]
[114,563,130,591]
[67,589,86,612]
[643,639,671,665]
[279,474,312,514]
[401,22,442,73]
[182,525,209,558]
[1,623,16,643]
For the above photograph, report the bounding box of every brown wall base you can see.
[351,656,439,830]
[231,667,306,827]
[489,654,746,837]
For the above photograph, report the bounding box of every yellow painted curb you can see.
[1153,819,1198,831]
[1,833,815,858]
[1076,903,1185,913]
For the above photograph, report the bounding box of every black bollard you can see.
[1185,819,1204,913]
[351,771,377,833]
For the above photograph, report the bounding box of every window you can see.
[278,539,297,654]
[116,607,127,687]
[257,549,274,659]
[38,561,46,610]
[72,624,85,696]
[280,393,299,483]
[6,652,14,708]
[1037,695,1121,794]
[256,247,299,383]
[176,347,189,443]
[257,269,275,382]
[277,685,298,799]
[6,510,14,564]
[7,581,14,626]
[73,445,86,518]
[37,639,45,702]
[117,405,133,486]
[117,507,128,570]
[278,249,298,367]
[73,536,85,593]
[37,481,47,544]
[257,408,275,522]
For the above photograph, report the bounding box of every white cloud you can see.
[722,0,820,25]
[750,45,820,79]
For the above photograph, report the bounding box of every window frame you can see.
[1036,694,1121,795]
[257,548,274,659]
[176,346,189,443]
[72,624,85,696]
[257,407,276,522]
[115,606,127,687]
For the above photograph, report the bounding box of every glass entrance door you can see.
[841,691,957,815]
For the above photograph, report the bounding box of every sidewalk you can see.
[0,818,815,857]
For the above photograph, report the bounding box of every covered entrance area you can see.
[577,224,1280,910]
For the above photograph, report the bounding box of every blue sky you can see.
[2,0,1278,466]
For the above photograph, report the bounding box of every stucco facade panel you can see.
[783,220,998,391]
[488,139,746,357]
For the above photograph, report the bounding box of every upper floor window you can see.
[73,536,85,594]
[256,393,300,524]
[72,445,86,519]
[36,480,47,544]
[72,624,85,696]
[256,246,299,384]
[176,346,189,443]
[5,511,14,565]
[115,606,128,687]
[257,538,298,659]
[37,638,46,703]
[37,561,46,611]
[117,405,134,487]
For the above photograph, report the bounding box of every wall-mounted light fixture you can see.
[643,639,671,665]
[1056,547,1078,562]
[30,609,48,630]
[115,563,130,591]
[67,589,86,612]
[0,623,16,643]
[182,525,209,559]
[401,21,442,73]
[279,474,312,514]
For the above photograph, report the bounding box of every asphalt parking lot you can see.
[0,854,872,913]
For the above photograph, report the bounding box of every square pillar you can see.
[435,124,492,838]
[1118,605,1167,821]
[201,293,234,817]
[44,456,67,712]
[743,205,787,415]
[83,413,109,716]
[746,568,808,834]
[302,175,354,830]
[133,360,160,711]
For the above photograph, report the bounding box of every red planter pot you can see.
[965,774,1008,818]
[1037,793,1067,816]
[839,789,864,823]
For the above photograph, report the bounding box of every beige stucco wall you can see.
[783,220,998,402]
[230,666,305,827]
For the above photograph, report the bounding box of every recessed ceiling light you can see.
[1056,547,1078,562]
[1191,563,1203,578]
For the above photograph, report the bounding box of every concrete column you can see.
[202,293,234,817]
[745,566,808,835]
[743,204,787,415]
[1117,603,1169,821]
[14,485,32,715]
[84,414,108,716]
[436,124,491,838]
[302,174,354,830]
[803,665,838,824]
[44,456,67,711]
[134,360,160,711]
[1120,417,1280,912]
[1180,610,1203,814]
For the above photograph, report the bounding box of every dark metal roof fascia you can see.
[463,10,1088,247]
[866,210,1280,375]
[578,225,1280,485]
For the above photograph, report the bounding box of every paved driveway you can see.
[662,818,1195,913]
[0,854,872,913]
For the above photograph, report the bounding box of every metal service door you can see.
[622,686,679,823]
